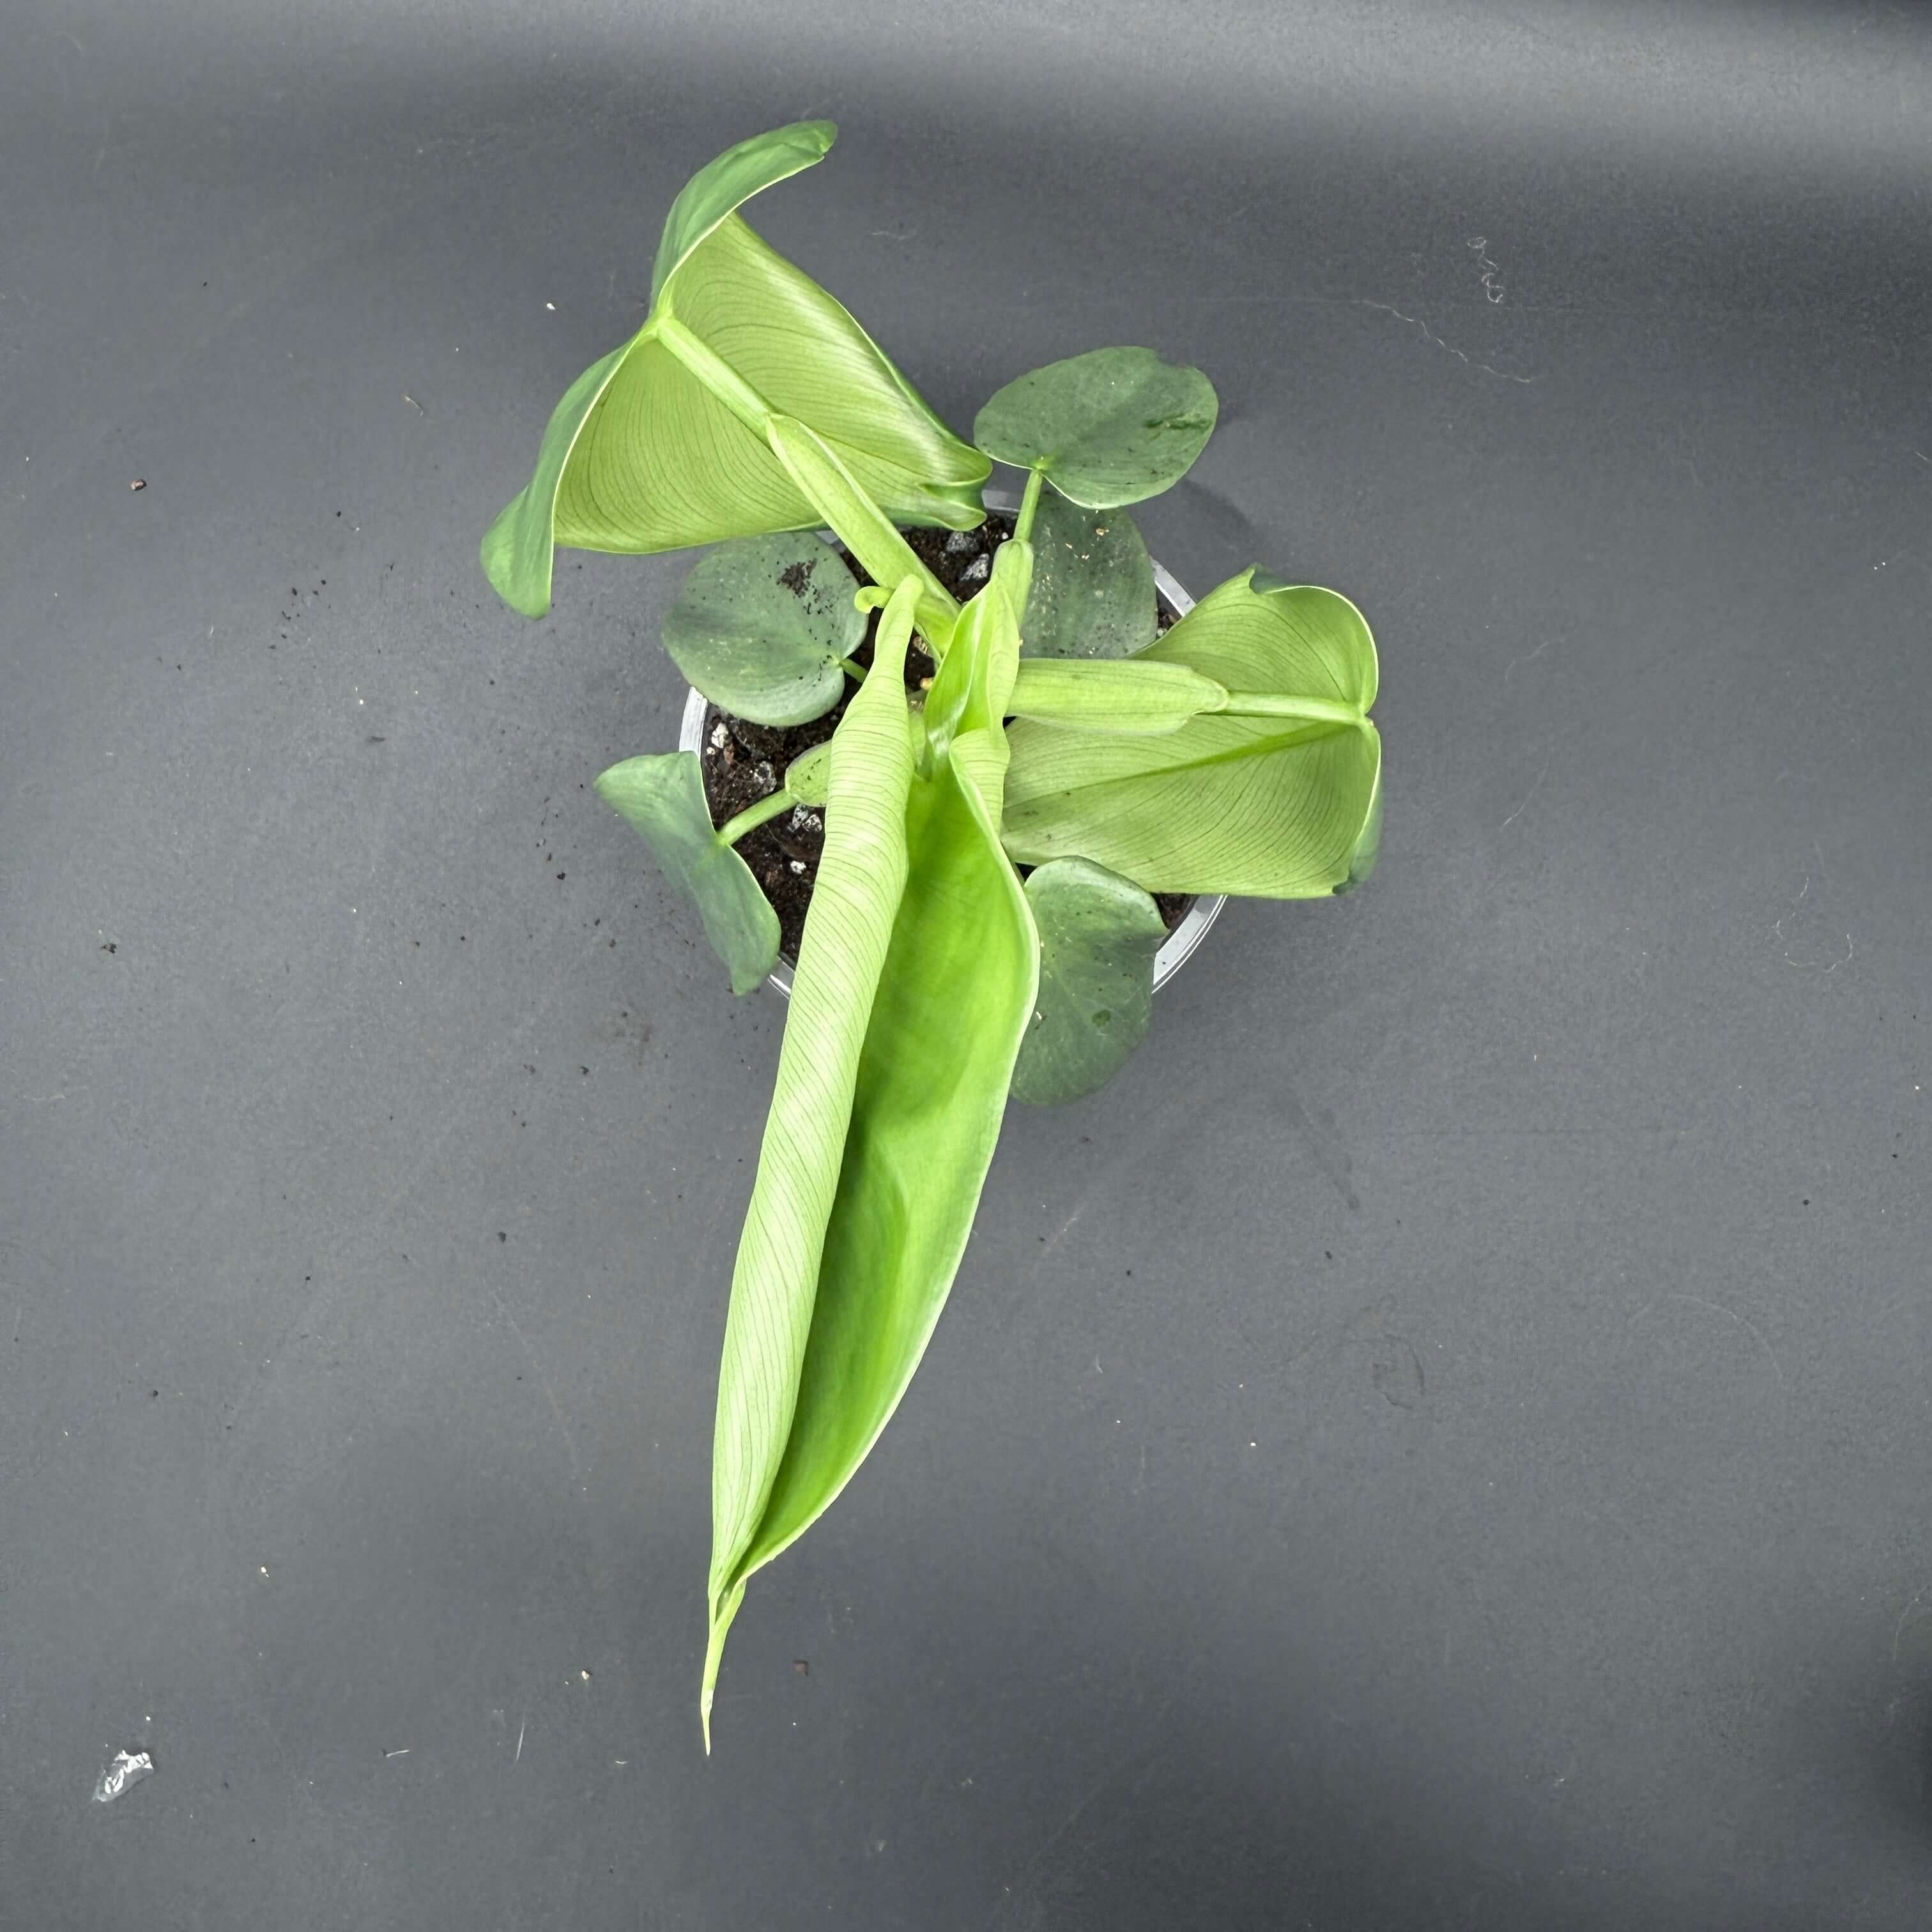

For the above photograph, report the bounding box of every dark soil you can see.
[699,510,1192,969]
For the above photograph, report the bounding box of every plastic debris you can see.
[93,1750,155,1804]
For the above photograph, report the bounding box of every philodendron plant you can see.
[482,122,1383,1745]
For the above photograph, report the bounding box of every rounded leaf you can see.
[1011,859,1167,1107]
[1022,493,1158,659]
[594,752,779,995]
[663,535,864,726]
[974,347,1218,508]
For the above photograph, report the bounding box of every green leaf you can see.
[594,752,779,995]
[662,535,864,726]
[973,347,1218,509]
[764,413,961,653]
[702,577,1038,1745]
[1011,859,1166,1107]
[1333,756,1383,894]
[1002,572,1381,897]
[782,740,833,807]
[482,126,986,619]
[650,119,836,305]
[1008,657,1227,736]
[1021,493,1158,659]
[923,535,1028,823]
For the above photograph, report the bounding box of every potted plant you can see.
[482,122,1383,1747]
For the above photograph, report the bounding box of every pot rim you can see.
[677,489,1225,997]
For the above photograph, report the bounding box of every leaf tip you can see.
[480,493,551,620]
[700,1581,744,1752]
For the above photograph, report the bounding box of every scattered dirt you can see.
[698,510,1192,969]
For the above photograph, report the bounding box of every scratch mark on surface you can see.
[385,1748,410,1759]
[514,1715,526,1763]
[1467,236,1505,303]
[1632,1294,1784,1384]
[1500,763,1547,828]
[1914,450,1929,464]
[487,1282,587,1488]
[1358,301,1536,382]
[870,228,919,241]
[1503,640,1548,686]
[984,1686,1183,1927]
[402,393,425,414]
[1893,1588,1932,1662]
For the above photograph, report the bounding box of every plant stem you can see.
[652,314,960,652]
[717,788,796,848]
[1219,693,1370,730]
[839,656,869,683]
[1013,467,1045,545]
[650,315,770,431]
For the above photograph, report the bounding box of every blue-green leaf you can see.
[594,752,779,995]
[1022,493,1158,659]
[662,535,864,726]
[974,347,1218,509]
[1011,859,1166,1107]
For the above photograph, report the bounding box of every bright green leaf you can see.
[1002,572,1381,896]
[763,413,961,652]
[650,119,836,304]
[482,127,986,619]
[923,536,1028,822]
[662,535,864,726]
[1022,493,1158,659]
[1011,859,1166,1107]
[974,347,1218,509]
[594,752,779,995]
[1334,756,1383,894]
[782,740,833,807]
[1007,657,1227,736]
[702,576,1038,1744]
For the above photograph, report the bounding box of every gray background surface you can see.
[3,1,1928,1924]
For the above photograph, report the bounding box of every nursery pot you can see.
[678,487,1226,997]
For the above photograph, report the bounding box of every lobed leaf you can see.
[594,752,780,995]
[1011,859,1166,1107]
[1021,492,1158,659]
[482,125,986,619]
[1002,572,1381,896]
[650,120,836,305]
[973,347,1218,509]
[662,534,864,726]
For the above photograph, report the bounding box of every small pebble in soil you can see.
[958,553,990,584]
[944,529,977,553]
[709,722,727,749]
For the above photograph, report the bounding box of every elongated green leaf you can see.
[1002,572,1381,896]
[704,578,925,1744]
[482,126,986,618]
[651,120,836,304]
[703,565,1038,1744]
[1012,859,1166,1107]
[1022,492,1158,659]
[974,347,1218,509]
[923,535,1029,823]
[594,752,779,995]
[662,534,863,726]
[1008,657,1227,735]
